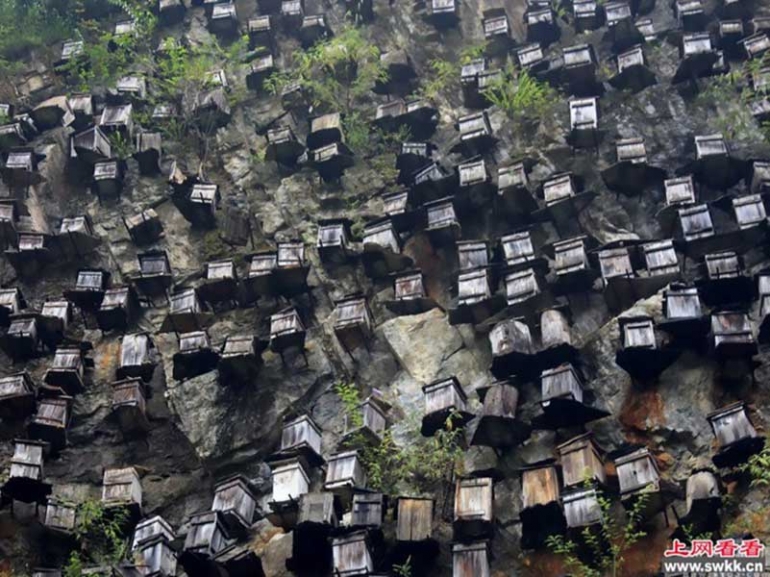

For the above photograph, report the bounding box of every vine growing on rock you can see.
[334,382,464,495]
[546,483,649,577]
[63,500,129,577]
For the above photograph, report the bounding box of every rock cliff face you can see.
[2,0,770,574]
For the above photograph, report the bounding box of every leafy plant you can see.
[419,58,455,101]
[108,131,133,160]
[63,500,129,577]
[334,382,464,494]
[547,482,649,577]
[481,65,559,125]
[0,0,73,59]
[265,24,386,115]
[741,438,770,488]
[393,556,412,577]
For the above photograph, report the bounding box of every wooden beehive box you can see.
[620,316,656,350]
[324,450,367,499]
[504,268,542,306]
[124,209,162,245]
[269,307,306,353]
[425,197,460,239]
[643,240,678,277]
[597,246,633,283]
[44,347,88,395]
[457,269,492,305]
[711,311,755,356]
[9,439,45,481]
[118,333,156,382]
[137,250,172,280]
[317,219,352,263]
[557,433,606,488]
[617,46,646,74]
[4,315,40,360]
[558,234,596,274]
[663,287,702,321]
[457,241,489,271]
[270,458,310,504]
[457,112,492,141]
[344,395,389,445]
[212,474,257,533]
[704,251,741,280]
[733,194,767,229]
[29,396,72,450]
[183,510,229,558]
[564,44,595,70]
[678,204,714,241]
[490,318,534,365]
[279,414,323,463]
[743,32,770,59]
[331,530,373,576]
[297,492,338,527]
[97,286,139,333]
[501,231,536,266]
[132,515,175,550]
[173,330,219,380]
[615,448,660,498]
[423,376,467,419]
[102,467,142,511]
[454,477,494,541]
[333,295,374,352]
[209,2,239,36]
[543,173,576,206]
[707,402,759,448]
[351,493,385,528]
[44,498,76,534]
[665,176,696,207]
[363,218,401,254]
[396,497,434,542]
[452,541,491,577]
[569,97,599,132]
[563,487,602,529]
[0,287,25,323]
[521,463,560,510]
[110,378,149,434]
[0,371,35,419]
[541,363,584,403]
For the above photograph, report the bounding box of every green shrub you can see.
[63,499,129,577]
[481,65,558,124]
[265,24,386,115]
[334,382,464,495]
[546,482,649,577]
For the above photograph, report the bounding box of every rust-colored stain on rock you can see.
[619,388,665,435]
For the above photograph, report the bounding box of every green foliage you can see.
[334,383,465,494]
[420,58,455,101]
[0,0,72,59]
[61,0,156,90]
[108,131,133,160]
[418,42,493,102]
[695,54,770,140]
[741,438,770,488]
[547,482,649,577]
[459,42,488,65]
[265,24,386,114]
[393,556,412,577]
[63,499,129,577]
[481,65,559,124]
